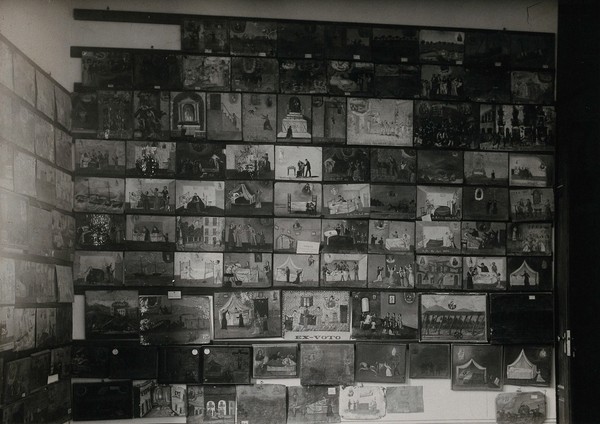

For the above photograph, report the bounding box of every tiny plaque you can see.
[168,291,182,299]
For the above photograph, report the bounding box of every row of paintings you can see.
[0,305,71,353]
[80,47,556,101]
[0,36,71,130]
[69,341,552,388]
[72,89,556,150]
[73,219,552,257]
[75,214,551,253]
[81,291,554,345]
[0,258,73,305]
[73,180,554,221]
[74,141,556,189]
[82,29,553,93]
[0,140,73,210]
[1,380,70,423]
[73,249,553,291]
[183,20,554,68]
[70,379,423,423]
[0,191,75,259]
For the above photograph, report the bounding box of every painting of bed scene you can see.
[225,180,273,216]
[328,62,374,97]
[253,343,298,378]
[323,184,370,218]
[176,216,225,251]
[125,215,175,250]
[174,252,223,287]
[320,253,367,288]
[213,290,281,339]
[417,185,462,221]
[273,254,319,287]
[274,182,322,217]
[282,290,350,340]
[223,252,272,288]
[321,219,368,253]
[125,178,175,214]
[461,221,506,255]
[175,181,224,215]
[352,292,418,340]
[139,295,211,345]
[274,218,321,252]
[368,220,414,254]
[415,255,462,290]
[463,256,507,291]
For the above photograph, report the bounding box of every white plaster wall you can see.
[1,1,558,422]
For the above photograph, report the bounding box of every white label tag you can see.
[296,240,320,254]
[328,387,336,395]
[47,374,59,384]
[456,60,463,65]
[353,54,361,60]
[532,394,539,399]
[259,52,267,57]
[153,85,161,89]
[401,57,408,63]
[305,53,312,59]
[205,49,213,54]
[529,295,536,300]
[168,291,182,299]
[495,62,502,67]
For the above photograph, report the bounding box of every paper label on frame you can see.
[296,240,320,254]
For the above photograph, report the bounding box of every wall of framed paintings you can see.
[0,1,560,423]
[0,33,75,423]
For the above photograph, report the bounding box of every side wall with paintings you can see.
[0,33,75,422]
